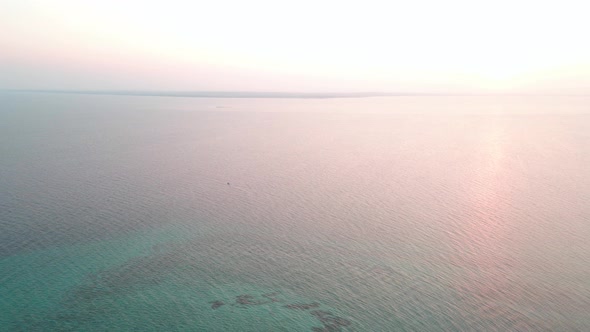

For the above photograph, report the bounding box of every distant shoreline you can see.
[2,90,588,99]
[1,90,416,99]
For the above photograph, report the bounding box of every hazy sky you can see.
[1,0,589,93]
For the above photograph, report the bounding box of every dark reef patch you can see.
[209,293,351,331]
[310,310,352,331]
[235,294,270,306]
[283,302,320,310]
[210,300,225,309]
[262,292,282,302]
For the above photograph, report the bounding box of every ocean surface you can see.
[1,92,589,331]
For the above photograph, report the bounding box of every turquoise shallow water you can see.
[1,92,590,330]
[0,226,346,331]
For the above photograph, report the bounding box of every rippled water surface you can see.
[1,92,589,331]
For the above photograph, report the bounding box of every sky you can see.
[1,0,589,93]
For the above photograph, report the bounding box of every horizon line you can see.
[2,89,589,99]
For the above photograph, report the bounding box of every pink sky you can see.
[2,0,589,93]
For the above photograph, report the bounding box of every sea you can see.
[1,92,589,331]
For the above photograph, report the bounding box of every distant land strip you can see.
[3,90,417,99]
[3,90,588,98]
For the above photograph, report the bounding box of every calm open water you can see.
[1,92,589,331]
